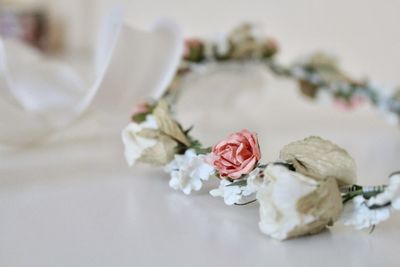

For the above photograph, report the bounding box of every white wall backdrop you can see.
[5,0,400,86]
[133,0,400,85]
[44,0,400,86]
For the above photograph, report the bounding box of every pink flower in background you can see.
[131,101,151,121]
[183,38,203,58]
[132,101,151,116]
[334,95,366,111]
[208,129,261,179]
[265,38,279,52]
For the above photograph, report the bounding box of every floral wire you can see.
[234,199,257,206]
[369,224,376,234]
[369,202,391,210]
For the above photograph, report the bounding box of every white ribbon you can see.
[0,8,183,146]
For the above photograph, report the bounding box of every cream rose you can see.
[257,163,342,240]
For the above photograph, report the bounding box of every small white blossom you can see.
[316,87,333,106]
[122,115,158,166]
[340,173,400,230]
[214,33,230,56]
[210,179,243,205]
[291,67,308,79]
[378,101,399,125]
[340,196,391,230]
[383,111,399,126]
[376,88,400,126]
[242,167,264,196]
[165,149,214,195]
[210,167,264,205]
[309,73,321,84]
[249,24,264,41]
[368,173,400,209]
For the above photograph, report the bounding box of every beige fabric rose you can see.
[257,163,342,240]
[279,136,357,185]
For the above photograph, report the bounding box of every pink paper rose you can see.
[209,129,261,179]
[132,101,151,115]
[131,101,152,122]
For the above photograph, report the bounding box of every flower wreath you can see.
[122,24,400,240]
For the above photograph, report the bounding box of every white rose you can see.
[257,164,342,240]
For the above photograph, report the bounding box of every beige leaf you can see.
[139,133,178,166]
[297,177,343,221]
[136,128,161,139]
[308,53,353,84]
[153,100,191,147]
[292,177,343,238]
[279,136,357,185]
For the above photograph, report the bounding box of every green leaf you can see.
[194,146,212,155]
[131,112,147,123]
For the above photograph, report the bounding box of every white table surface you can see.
[1,68,400,267]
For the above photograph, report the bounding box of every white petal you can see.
[169,176,180,190]
[368,173,400,207]
[141,115,158,129]
[341,196,392,230]
[392,198,400,210]
[224,194,240,206]
[210,188,222,197]
[192,162,214,181]
[182,186,192,195]
[192,179,202,191]
[242,167,263,196]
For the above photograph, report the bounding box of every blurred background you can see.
[2,0,400,83]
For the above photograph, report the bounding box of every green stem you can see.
[341,185,386,204]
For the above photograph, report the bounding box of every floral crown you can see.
[122,23,400,240]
